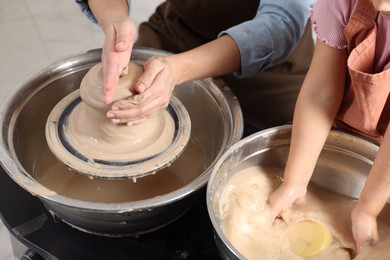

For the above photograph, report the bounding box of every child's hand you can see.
[351,204,378,253]
[101,17,136,105]
[267,182,307,221]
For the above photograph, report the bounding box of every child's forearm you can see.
[88,0,130,32]
[283,40,347,187]
[357,122,390,217]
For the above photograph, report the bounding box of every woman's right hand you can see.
[101,17,137,105]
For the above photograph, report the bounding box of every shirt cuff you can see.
[75,0,131,25]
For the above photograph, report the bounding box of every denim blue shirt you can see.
[76,0,311,78]
[222,0,311,77]
[75,0,131,24]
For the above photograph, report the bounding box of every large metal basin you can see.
[0,47,243,236]
[207,125,379,259]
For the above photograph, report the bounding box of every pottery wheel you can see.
[45,62,191,180]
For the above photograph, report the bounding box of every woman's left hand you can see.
[107,55,177,126]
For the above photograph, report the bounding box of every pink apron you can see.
[336,0,390,144]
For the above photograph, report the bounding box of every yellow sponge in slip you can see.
[287,219,333,258]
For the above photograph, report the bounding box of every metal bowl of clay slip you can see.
[45,62,191,180]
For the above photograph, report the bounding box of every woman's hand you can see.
[106,55,177,126]
[351,204,378,253]
[101,17,136,105]
[267,182,307,221]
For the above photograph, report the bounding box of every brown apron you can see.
[336,0,390,144]
[135,0,314,128]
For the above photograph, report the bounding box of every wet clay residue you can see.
[34,139,206,202]
[66,62,175,162]
[46,61,192,179]
[217,166,390,259]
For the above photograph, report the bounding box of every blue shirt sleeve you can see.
[220,0,312,78]
[75,0,131,25]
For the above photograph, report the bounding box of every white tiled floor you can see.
[0,0,162,259]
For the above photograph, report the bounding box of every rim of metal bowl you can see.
[206,124,379,258]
